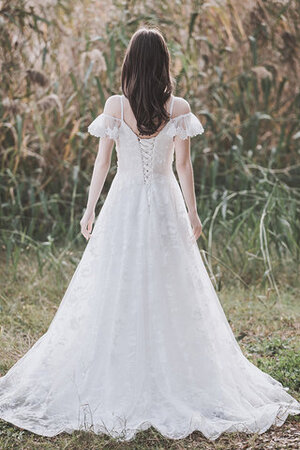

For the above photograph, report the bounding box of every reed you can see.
[0,0,299,292]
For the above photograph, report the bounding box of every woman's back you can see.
[88,94,204,208]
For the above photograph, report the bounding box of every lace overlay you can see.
[166,112,204,140]
[0,97,299,441]
[87,113,121,140]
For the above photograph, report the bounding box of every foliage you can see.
[0,0,299,291]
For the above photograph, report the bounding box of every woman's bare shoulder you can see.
[171,96,191,118]
[102,95,122,119]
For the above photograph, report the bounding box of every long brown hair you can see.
[121,26,174,136]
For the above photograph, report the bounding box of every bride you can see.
[0,26,299,442]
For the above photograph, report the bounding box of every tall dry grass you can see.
[0,0,299,293]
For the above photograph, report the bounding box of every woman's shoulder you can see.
[166,96,204,139]
[87,95,122,139]
[102,94,122,119]
[171,96,191,118]
[99,94,191,120]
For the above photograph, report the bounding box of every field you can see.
[1,0,299,285]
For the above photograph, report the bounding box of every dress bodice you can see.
[87,95,205,186]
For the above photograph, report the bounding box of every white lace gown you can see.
[0,95,299,441]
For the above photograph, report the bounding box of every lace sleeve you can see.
[166,112,204,140]
[87,113,121,140]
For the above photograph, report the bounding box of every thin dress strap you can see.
[120,94,124,121]
[169,95,175,118]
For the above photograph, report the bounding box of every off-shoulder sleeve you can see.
[166,112,204,140]
[87,113,121,140]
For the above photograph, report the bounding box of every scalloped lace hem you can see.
[1,401,299,441]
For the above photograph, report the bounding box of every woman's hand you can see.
[80,210,95,241]
[188,209,203,240]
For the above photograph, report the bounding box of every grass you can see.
[0,248,299,449]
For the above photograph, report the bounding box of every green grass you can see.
[0,248,299,449]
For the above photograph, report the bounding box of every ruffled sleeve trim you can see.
[166,112,204,140]
[87,113,121,140]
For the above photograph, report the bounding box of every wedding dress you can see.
[0,94,299,441]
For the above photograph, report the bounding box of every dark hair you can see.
[121,26,174,136]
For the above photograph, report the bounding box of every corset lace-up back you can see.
[87,94,204,212]
[119,94,175,211]
[137,137,155,209]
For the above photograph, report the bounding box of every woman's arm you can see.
[173,97,202,240]
[175,136,202,240]
[85,137,114,214]
[80,97,120,240]
[80,136,114,240]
